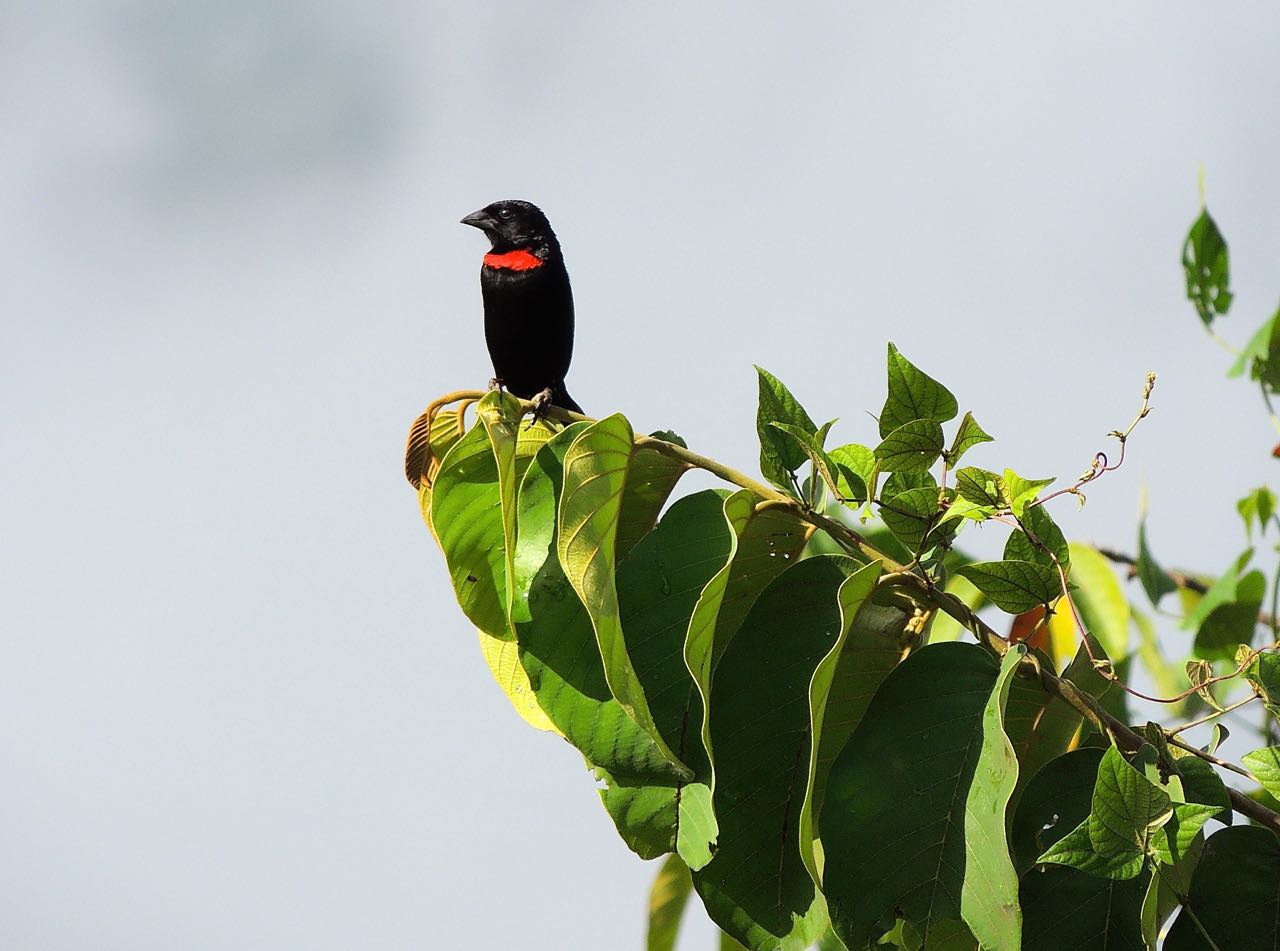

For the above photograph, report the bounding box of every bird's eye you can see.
[497,207,514,220]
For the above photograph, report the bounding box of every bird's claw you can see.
[488,377,504,392]
[526,387,556,429]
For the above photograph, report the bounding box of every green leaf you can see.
[771,422,842,500]
[1012,747,1105,875]
[879,919,923,950]
[431,419,516,639]
[956,560,1060,614]
[959,647,1025,949]
[944,411,993,466]
[616,443,690,559]
[682,495,813,869]
[1016,748,1149,949]
[1003,505,1070,572]
[756,366,817,492]
[1181,207,1233,327]
[1002,470,1054,517]
[646,854,693,951]
[514,429,688,803]
[1135,519,1177,607]
[558,415,689,773]
[1184,550,1265,660]
[1182,549,1253,631]
[880,342,959,437]
[1246,653,1280,717]
[1020,867,1148,950]
[955,467,1004,507]
[1087,746,1173,857]
[829,443,874,503]
[1036,820,1147,880]
[1237,485,1277,540]
[614,490,742,845]
[1242,747,1280,800]
[1067,544,1131,659]
[1149,803,1222,866]
[874,419,945,473]
[1172,753,1232,821]
[880,485,944,553]
[1165,826,1280,950]
[798,561,885,888]
[691,557,853,951]
[823,642,1022,950]
[1005,638,1112,790]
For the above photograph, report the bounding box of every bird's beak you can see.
[460,209,496,231]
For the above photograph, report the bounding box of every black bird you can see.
[460,200,582,415]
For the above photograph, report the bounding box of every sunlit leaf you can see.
[880,342,959,437]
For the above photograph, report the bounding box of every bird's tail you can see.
[553,383,583,415]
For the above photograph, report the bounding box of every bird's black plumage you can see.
[460,200,582,414]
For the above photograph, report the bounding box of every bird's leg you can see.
[527,386,556,427]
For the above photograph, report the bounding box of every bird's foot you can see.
[488,377,504,392]
[527,387,556,428]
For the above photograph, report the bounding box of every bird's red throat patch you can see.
[483,249,544,271]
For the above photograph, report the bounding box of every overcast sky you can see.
[4,3,1280,949]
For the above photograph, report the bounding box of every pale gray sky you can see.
[4,3,1280,949]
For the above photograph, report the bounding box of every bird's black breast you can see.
[480,260,575,400]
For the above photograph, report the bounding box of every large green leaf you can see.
[1015,748,1147,950]
[958,647,1024,949]
[558,414,687,771]
[1088,746,1173,857]
[1020,866,1148,950]
[1066,544,1130,658]
[796,561,886,887]
[682,492,812,870]
[756,366,818,492]
[616,489,736,864]
[880,342,958,437]
[691,557,857,951]
[647,853,694,951]
[515,427,686,788]
[1164,826,1280,950]
[1181,207,1233,327]
[823,642,1022,950]
[475,390,525,629]
[430,421,513,638]
[1011,747,1105,875]
[1005,638,1111,792]
[617,440,690,559]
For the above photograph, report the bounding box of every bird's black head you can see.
[460,200,558,253]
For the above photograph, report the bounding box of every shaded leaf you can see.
[956,560,1060,614]
[1136,520,1177,607]
[955,467,1004,507]
[798,561,885,888]
[1165,826,1280,950]
[1181,208,1233,327]
[756,366,817,492]
[875,418,945,473]
[880,485,944,553]
[558,414,688,772]
[823,643,1021,950]
[691,558,853,950]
